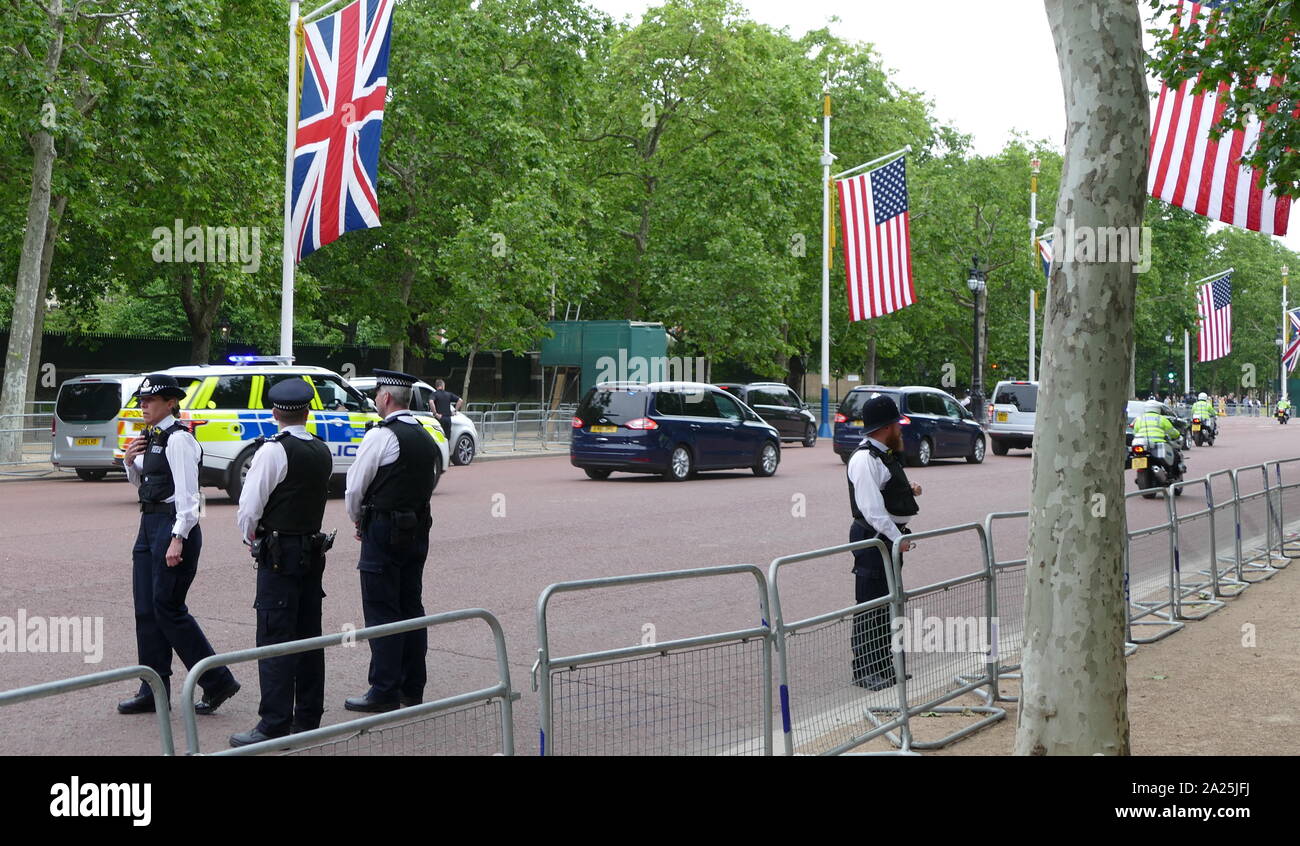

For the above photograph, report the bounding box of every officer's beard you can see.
[873,424,904,452]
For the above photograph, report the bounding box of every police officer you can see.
[343,369,435,712]
[847,395,921,690]
[229,379,334,747]
[1191,391,1217,437]
[118,374,240,715]
[428,378,463,444]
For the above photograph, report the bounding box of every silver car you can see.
[348,377,481,465]
[51,374,144,480]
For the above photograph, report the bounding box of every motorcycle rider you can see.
[1279,397,1292,420]
[1191,392,1217,437]
[1132,399,1185,480]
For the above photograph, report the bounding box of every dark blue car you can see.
[832,385,985,467]
[570,382,781,481]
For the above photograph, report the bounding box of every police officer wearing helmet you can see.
[846,395,922,690]
[1191,392,1217,436]
[343,369,435,712]
[118,374,240,716]
[230,378,335,747]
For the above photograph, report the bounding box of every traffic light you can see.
[1167,371,1176,382]
[990,363,999,371]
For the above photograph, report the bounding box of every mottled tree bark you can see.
[1016,0,1147,755]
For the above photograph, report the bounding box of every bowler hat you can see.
[861,394,902,432]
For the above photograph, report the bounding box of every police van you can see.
[114,358,450,500]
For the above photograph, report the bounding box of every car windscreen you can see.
[993,384,1037,412]
[576,388,649,426]
[56,383,124,422]
[839,390,900,420]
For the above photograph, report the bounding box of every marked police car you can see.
[347,376,481,465]
[114,357,450,500]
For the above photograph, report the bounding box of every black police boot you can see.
[344,692,400,713]
[229,727,287,748]
[194,679,241,715]
[117,692,161,715]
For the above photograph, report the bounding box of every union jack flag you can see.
[1037,235,1052,281]
[290,0,395,262]
[1284,308,1300,373]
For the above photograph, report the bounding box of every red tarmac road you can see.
[0,415,1294,755]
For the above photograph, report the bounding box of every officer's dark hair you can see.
[274,407,310,426]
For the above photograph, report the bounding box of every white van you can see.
[51,374,144,480]
[987,380,1038,455]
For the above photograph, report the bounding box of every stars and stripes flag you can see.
[1148,0,1293,236]
[836,156,915,321]
[1284,309,1300,373]
[290,0,395,262]
[1037,235,1052,281]
[1196,272,1233,362]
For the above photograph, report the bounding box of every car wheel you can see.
[913,438,932,468]
[839,452,850,465]
[429,453,442,492]
[584,468,612,480]
[966,437,985,464]
[664,445,693,481]
[990,440,1009,456]
[753,441,780,477]
[226,447,257,502]
[75,469,108,481]
[452,433,475,466]
[802,424,817,448]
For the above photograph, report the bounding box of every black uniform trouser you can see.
[849,520,905,682]
[437,414,453,443]
[254,535,326,735]
[358,512,429,702]
[131,513,234,698]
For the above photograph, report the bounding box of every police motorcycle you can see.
[1278,406,1291,425]
[1191,415,1216,446]
[1128,437,1186,499]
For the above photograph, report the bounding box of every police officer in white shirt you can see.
[230,378,334,747]
[118,374,239,716]
[343,369,436,713]
[846,394,922,690]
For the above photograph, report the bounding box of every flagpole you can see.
[1284,265,1291,403]
[1183,330,1190,396]
[833,145,911,180]
[819,92,833,438]
[279,1,301,360]
[1029,157,1041,382]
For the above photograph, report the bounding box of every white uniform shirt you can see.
[846,436,910,544]
[345,410,420,525]
[236,425,314,543]
[125,414,202,539]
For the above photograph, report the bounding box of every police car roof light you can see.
[229,355,295,365]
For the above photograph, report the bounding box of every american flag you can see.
[836,156,915,321]
[290,0,395,262]
[1284,308,1300,373]
[1037,235,1052,281]
[1197,273,1233,362]
[1148,0,1293,236]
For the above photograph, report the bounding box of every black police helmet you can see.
[861,394,902,433]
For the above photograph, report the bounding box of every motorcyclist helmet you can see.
[1145,399,1164,412]
[1198,392,1208,401]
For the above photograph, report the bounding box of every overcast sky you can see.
[585,0,1300,254]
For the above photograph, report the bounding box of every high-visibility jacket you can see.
[1192,400,1215,419]
[1280,400,1292,412]
[1133,411,1178,444]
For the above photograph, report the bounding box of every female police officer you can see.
[117,374,240,715]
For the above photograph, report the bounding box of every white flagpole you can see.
[1183,330,1190,396]
[1284,265,1290,403]
[819,92,833,437]
[1029,157,1040,382]
[280,2,301,360]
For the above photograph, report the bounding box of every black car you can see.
[716,382,818,446]
[832,385,985,466]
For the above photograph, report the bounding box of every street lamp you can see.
[967,256,988,424]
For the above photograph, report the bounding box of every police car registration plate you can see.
[75,437,100,446]
[1132,457,1148,470]
[590,425,617,433]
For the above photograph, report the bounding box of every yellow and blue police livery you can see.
[115,358,449,501]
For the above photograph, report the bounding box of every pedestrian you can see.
[118,374,240,716]
[229,379,335,747]
[846,395,921,691]
[343,369,435,712]
[427,378,464,444]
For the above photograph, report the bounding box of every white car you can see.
[348,377,481,465]
[987,380,1038,455]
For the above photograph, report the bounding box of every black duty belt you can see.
[139,502,176,515]
[853,518,911,536]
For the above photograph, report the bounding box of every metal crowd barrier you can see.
[984,511,1028,702]
[0,665,174,755]
[1231,465,1280,581]
[864,523,1005,750]
[468,409,574,454]
[534,564,774,756]
[1168,476,1224,620]
[767,538,912,755]
[180,609,516,756]
[1264,458,1300,562]
[1124,488,1184,643]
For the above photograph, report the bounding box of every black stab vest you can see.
[364,416,436,512]
[138,421,196,504]
[260,432,333,535]
[848,441,919,523]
